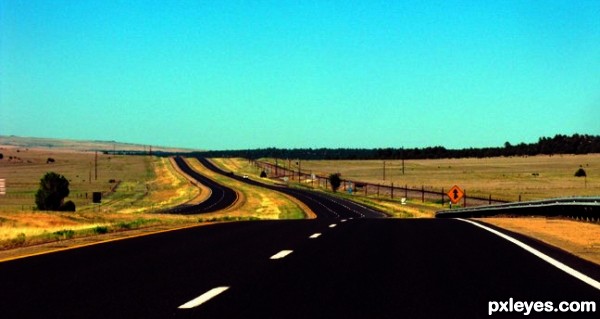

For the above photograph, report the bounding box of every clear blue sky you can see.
[1,1,599,150]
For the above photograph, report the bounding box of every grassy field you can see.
[272,154,600,201]
[0,135,199,153]
[0,146,200,248]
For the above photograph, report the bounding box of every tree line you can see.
[191,134,600,160]
[108,134,600,160]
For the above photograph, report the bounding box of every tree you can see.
[35,172,72,211]
[329,173,342,192]
[575,167,588,189]
[0,153,3,160]
[574,168,587,177]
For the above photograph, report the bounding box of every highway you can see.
[167,157,238,214]
[1,158,599,318]
[1,218,599,318]
[195,157,387,219]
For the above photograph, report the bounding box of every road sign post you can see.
[447,185,464,205]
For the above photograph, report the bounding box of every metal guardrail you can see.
[436,197,600,222]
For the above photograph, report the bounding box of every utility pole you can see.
[94,151,98,181]
[402,147,405,175]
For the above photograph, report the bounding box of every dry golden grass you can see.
[0,146,201,248]
[276,154,600,201]
[479,218,600,265]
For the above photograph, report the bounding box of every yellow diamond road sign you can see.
[447,185,464,204]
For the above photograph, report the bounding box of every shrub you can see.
[35,172,70,211]
[329,173,342,192]
[54,229,75,240]
[574,168,587,177]
[93,226,109,234]
[59,200,76,212]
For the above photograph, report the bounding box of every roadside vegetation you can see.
[185,157,310,221]
[0,147,200,249]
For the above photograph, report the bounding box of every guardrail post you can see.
[391,183,394,199]
[421,185,425,203]
[489,194,492,205]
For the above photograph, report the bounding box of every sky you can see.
[1,0,599,150]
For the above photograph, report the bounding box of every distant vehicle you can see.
[243,175,249,179]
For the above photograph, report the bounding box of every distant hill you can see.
[0,135,201,153]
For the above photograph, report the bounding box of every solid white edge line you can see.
[458,218,600,292]
[270,250,293,260]
[178,286,230,309]
[309,233,322,239]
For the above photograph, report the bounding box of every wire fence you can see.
[255,160,509,207]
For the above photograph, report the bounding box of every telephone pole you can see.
[94,151,98,181]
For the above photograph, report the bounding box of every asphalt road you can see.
[167,157,238,214]
[1,218,599,318]
[2,158,598,318]
[195,157,387,219]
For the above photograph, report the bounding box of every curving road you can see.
[2,157,599,318]
[168,157,238,214]
[195,157,387,219]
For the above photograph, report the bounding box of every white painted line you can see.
[270,250,293,260]
[329,224,337,228]
[341,219,348,223]
[309,233,321,239]
[178,286,230,309]
[459,219,600,292]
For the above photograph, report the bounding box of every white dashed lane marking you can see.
[178,286,230,309]
[270,250,294,260]
[309,233,322,239]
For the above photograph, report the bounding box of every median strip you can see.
[178,286,230,309]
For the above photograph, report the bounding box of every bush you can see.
[260,170,267,178]
[329,173,342,192]
[59,200,76,212]
[54,229,75,240]
[35,172,70,211]
[575,168,587,177]
[93,226,109,234]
